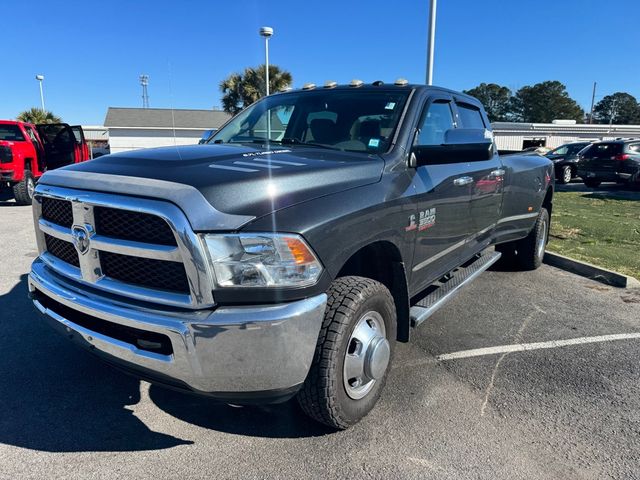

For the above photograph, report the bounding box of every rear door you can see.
[453,99,504,256]
[70,125,90,161]
[408,95,473,294]
[581,142,622,175]
[36,123,77,170]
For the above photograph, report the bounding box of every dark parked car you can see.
[577,139,640,188]
[546,141,592,184]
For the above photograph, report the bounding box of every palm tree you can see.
[220,65,293,115]
[17,108,62,124]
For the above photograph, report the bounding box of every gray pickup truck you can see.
[28,81,553,429]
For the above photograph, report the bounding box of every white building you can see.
[493,122,640,152]
[104,107,231,154]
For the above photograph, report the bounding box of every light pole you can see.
[426,0,437,85]
[259,26,274,141]
[259,26,273,96]
[35,74,45,111]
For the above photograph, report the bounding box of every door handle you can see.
[490,169,506,177]
[453,176,474,186]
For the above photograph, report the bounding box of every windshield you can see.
[210,89,411,153]
[0,125,25,141]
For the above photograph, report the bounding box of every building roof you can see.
[492,122,640,137]
[104,107,231,130]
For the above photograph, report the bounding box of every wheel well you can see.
[337,241,410,342]
[24,158,32,171]
[542,186,553,217]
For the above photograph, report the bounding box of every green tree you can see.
[220,65,293,115]
[511,81,584,123]
[17,107,62,124]
[593,92,640,124]
[463,83,513,122]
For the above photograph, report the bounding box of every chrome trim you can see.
[496,212,539,224]
[29,260,327,393]
[33,184,215,309]
[453,176,474,186]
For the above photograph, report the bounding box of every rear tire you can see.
[583,178,601,188]
[495,208,549,271]
[297,276,396,429]
[557,166,572,184]
[12,170,35,205]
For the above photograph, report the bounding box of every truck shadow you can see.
[0,275,193,452]
[148,386,334,439]
[0,275,331,451]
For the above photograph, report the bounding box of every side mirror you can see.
[411,128,494,167]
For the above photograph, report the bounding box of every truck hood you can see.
[60,143,384,219]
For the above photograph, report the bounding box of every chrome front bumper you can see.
[29,259,326,401]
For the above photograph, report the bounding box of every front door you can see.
[36,124,77,170]
[70,125,90,162]
[408,97,472,296]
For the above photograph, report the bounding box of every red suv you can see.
[0,121,89,205]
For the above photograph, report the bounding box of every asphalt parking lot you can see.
[1,200,639,480]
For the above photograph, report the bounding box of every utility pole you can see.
[426,0,437,85]
[139,75,149,109]
[588,81,597,124]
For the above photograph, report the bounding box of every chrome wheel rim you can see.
[27,178,35,199]
[343,311,389,400]
[537,218,547,260]
[563,168,572,183]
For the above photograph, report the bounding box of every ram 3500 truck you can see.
[28,81,553,429]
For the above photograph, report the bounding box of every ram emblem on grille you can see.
[71,225,91,255]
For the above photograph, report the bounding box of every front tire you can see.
[298,276,396,429]
[12,170,35,205]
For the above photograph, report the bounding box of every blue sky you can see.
[2,0,638,125]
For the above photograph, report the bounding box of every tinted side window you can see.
[584,143,622,158]
[627,143,640,153]
[417,101,454,146]
[457,103,485,129]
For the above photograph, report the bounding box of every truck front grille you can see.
[101,251,190,293]
[33,187,215,308]
[42,197,73,228]
[44,233,80,267]
[94,207,177,246]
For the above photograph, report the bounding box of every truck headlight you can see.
[202,233,323,288]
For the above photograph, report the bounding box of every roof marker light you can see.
[302,83,316,90]
[349,79,364,88]
[323,81,337,89]
[394,78,409,86]
[372,80,384,86]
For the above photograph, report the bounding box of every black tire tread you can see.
[297,276,395,429]
[12,171,34,205]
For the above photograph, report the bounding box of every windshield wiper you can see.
[278,138,341,151]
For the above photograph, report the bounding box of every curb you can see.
[544,251,640,289]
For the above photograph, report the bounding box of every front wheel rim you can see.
[537,218,547,260]
[343,311,389,400]
[563,168,571,183]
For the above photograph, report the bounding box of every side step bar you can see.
[410,250,502,328]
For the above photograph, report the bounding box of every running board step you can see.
[410,251,502,328]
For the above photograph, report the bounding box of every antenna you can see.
[139,74,149,108]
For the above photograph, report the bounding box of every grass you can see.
[547,189,640,280]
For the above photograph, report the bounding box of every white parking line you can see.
[437,333,640,361]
